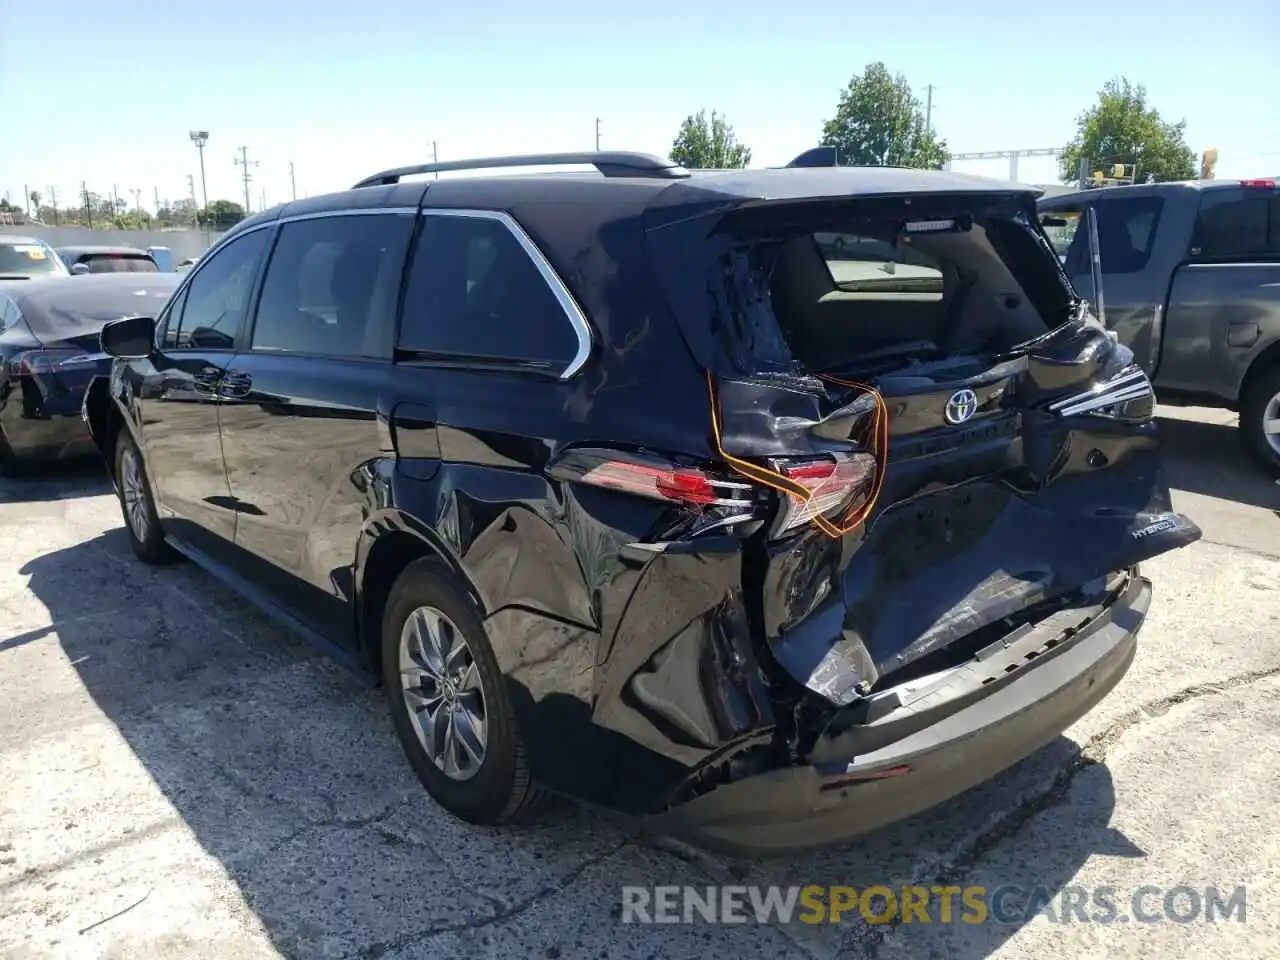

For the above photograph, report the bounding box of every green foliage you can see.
[820,62,947,169]
[670,109,752,169]
[197,199,247,230]
[1060,77,1196,184]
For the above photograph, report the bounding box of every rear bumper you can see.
[652,571,1150,858]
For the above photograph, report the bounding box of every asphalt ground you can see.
[1,405,1277,960]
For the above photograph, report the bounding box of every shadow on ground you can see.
[0,456,111,503]
[1157,414,1280,512]
[12,529,1129,959]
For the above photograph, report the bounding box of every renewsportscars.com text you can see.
[620,884,1247,926]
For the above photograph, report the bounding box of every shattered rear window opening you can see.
[707,202,1076,379]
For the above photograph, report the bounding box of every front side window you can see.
[398,213,581,371]
[0,294,22,331]
[165,228,270,350]
[251,213,414,358]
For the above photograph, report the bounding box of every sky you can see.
[2,0,1277,215]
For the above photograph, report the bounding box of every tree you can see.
[820,62,947,169]
[28,190,40,211]
[1060,77,1196,185]
[197,199,246,230]
[670,109,752,169]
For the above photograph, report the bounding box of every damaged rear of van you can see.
[606,166,1202,854]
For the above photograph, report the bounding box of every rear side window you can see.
[1093,196,1163,274]
[164,228,270,350]
[1193,188,1280,261]
[251,213,414,359]
[398,212,581,371]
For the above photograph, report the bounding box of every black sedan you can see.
[0,273,180,472]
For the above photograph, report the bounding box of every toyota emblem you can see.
[945,389,979,425]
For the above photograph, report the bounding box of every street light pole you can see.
[189,130,210,213]
[289,162,297,200]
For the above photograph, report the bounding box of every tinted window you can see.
[251,213,413,358]
[398,213,580,369]
[1193,189,1280,261]
[82,254,159,274]
[1094,196,1162,274]
[165,228,270,350]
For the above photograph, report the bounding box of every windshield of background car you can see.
[0,242,62,277]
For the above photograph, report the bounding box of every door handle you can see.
[219,371,253,399]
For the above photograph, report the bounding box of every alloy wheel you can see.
[120,446,149,543]
[398,605,488,781]
[1263,390,1280,457]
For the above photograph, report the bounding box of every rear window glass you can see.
[812,232,944,300]
[0,242,60,277]
[81,254,159,274]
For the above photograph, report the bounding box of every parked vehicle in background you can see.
[0,237,70,279]
[147,246,174,272]
[0,273,180,472]
[86,151,1199,856]
[175,254,201,272]
[1038,178,1280,475]
[55,245,160,275]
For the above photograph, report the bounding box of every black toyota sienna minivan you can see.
[85,151,1200,856]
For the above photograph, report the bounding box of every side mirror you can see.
[100,315,156,359]
[70,262,91,275]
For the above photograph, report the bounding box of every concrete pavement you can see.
[0,406,1276,960]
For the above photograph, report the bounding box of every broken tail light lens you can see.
[772,453,878,536]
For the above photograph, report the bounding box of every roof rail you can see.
[352,152,690,189]
[785,146,840,168]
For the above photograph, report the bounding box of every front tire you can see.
[115,431,176,564]
[1240,365,1280,478]
[381,559,542,824]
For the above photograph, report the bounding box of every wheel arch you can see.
[354,511,485,680]
[1239,339,1280,406]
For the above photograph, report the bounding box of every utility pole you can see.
[154,186,160,215]
[47,185,58,225]
[187,174,199,226]
[112,184,120,217]
[130,188,142,218]
[259,188,267,211]
[23,184,29,219]
[925,85,935,134]
[289,161,297,200]
[189,131,210,213]
[429,142,438,179]
[595,118,601,151]
[81,181,92,228]
[234,146,258,214]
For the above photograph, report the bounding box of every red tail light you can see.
[578,458,754,508]
[773,453,877,535]
[1240,179,1276,189]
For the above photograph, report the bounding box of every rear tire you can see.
[114,431,176,564]
[381,559,543,824]
[1240,365,1280,479]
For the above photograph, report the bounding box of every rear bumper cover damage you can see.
[653,569,1150,858]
